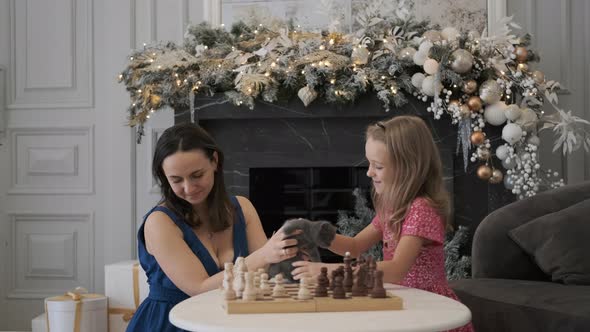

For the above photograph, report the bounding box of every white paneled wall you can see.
[508,0,590,183]
[0,0,207,330]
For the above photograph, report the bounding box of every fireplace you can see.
[176,95,513,255]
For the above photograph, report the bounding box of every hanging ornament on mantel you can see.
[514,46,528,63]
[477,165,493,181]
[489,169,504,184]
[298,85,318,107]
[450,49,474,74]
[470,131,485,145]
[479,80,502,104]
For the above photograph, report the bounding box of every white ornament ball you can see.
[503,175,515,190]
[441,27,460,41]
[421,75,441,97]
[413,51,428,66]
[496,145,509,161]
[484,101,508,126]
[479,80,502,104]
[419,40,433,53]
[423,58,440,75]
[502,123,523,145]
[502,158,517,170]
[528,135,541,146]
[411,72,426,89]
[504,104,521,121]
[450,49,474,74]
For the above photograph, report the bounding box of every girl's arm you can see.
[328,223,382,257]
[377,235,425,284]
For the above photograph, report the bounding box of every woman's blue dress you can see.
[126,196,249,331]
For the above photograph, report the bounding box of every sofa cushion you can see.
[451,278,590,332]
[508,198,590,285]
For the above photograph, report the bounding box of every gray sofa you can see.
[450,181,590,332]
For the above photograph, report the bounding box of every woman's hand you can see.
[290,261,326,281]
[261,228,300,264]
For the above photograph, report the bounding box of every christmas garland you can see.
[119,16,590,198]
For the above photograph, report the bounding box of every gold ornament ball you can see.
[514,46,528,63]
[462,80,478,94]
[477,165,493,181]
[459,104,471,118]
[532,70,545,84]
[470,131,485,145]
[467,96,483,112]
[489,169,504,184]
[517,63,529,72]
[150,94,162,106]
[448,100,460,108]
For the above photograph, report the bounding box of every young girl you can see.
[291,115,473,332]
[127,123,298,332]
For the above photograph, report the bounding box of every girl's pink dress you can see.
[371,197,474,332]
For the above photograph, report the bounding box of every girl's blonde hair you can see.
[366,115,451,238]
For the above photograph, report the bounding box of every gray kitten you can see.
[268,218,337,282]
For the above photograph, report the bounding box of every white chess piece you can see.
[260,273,271,297]
[242,272,258,301]
[298,277,312,300]
[223,262,234,290]
[223,270,236,301]
[272,273,288,298]
[233,257,245,277]
[233,270,245,298]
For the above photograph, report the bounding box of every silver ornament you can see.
[479,80,502,104]
[398,47,417,61]
[503,175,515,190]
[502,158,517,170]
[451,49,474,74]
[297,86,318,107]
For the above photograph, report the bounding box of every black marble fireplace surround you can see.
[175,95,513,254]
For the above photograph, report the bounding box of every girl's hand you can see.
[262,228,300,264]
[291,261,325,281]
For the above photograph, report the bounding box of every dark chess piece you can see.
[315,267,329,297]
[343,253,353,292]
[332,275,346,299]
[330,270,338,291]
[370,270,387,298]
[351,264,366,296]
[365,256,375,292]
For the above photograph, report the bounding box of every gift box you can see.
[31,313,46,332]
[105,260,148,332]
[45,288,107,332]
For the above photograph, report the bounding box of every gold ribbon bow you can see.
[45,287,103,332]
[107,263,140,322]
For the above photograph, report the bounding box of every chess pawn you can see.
[223,280,237,300]
[272,273,289,298]
[370,270,387,298]
[222,263,234,290]
[351,265,366,297]
[343,254,353,293]
[332,275,346,299]
[242,272,258,301]
[259,273,271,297]
[315,268,329,297]
[297,277,313,300]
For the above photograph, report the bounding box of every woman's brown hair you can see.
[152,123,233,232]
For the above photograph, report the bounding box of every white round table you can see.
[169,284,471,332]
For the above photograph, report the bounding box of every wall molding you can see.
[7,212,94,299]
[8,0,94,109]
[8,126,94,195]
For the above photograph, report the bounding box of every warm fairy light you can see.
[157,65,162,69]
[381,76,386,79]
[176,79,182,86]
[152,53,156,56]
[329,39,334,45]
[220,23,225,27]
[174,73,179,77]
[254,30,259,34]
[146,115,150,119]
[149,59,154,63]
[271,62,277,68]
[217,64,222,68]
[301,70,305,74]
[264,72,270,77]
[129,56,134,60]
[118,74,123,80]
[324,61,331,67]
[319,45,325,50]
[137,89,142,93]
[257,62,261,67]
[330,79,336,84]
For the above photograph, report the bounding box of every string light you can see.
[329,39,334,45]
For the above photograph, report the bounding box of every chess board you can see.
[222,283,403,314]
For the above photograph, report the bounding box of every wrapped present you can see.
[105,260,148,332]
[44,287,107,332]
[31,313,46,332]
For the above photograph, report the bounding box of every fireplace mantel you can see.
[175,94,513,251]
